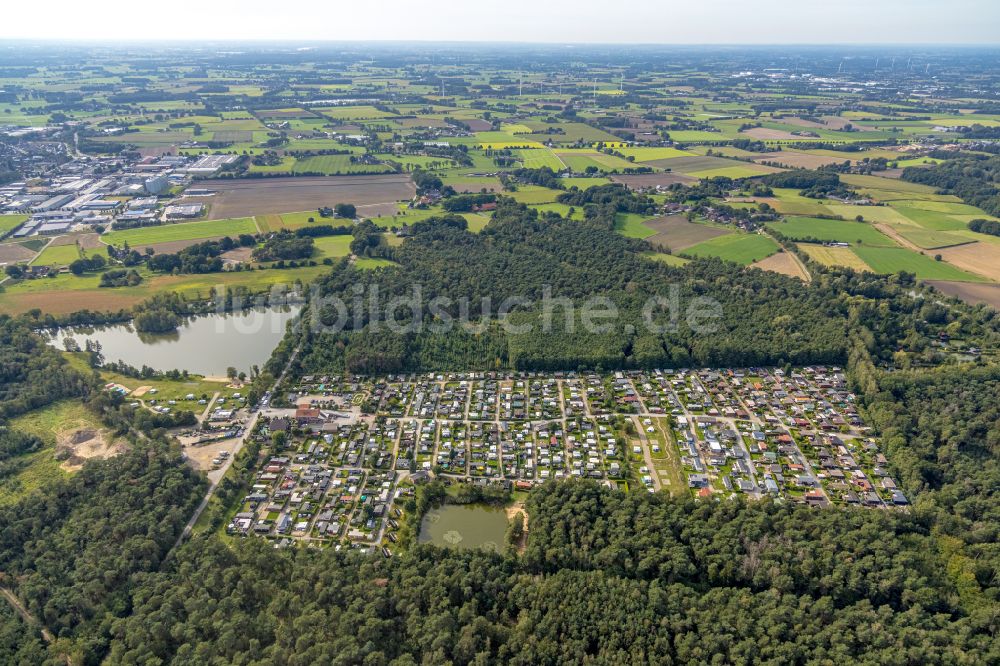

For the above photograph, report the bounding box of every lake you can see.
[48,305,301,377]
[418,504,508,552]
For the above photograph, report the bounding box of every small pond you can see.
[418,504,509,552]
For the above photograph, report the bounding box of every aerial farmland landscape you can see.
[0,2,998,663]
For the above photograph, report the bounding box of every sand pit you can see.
[57,427,127,471]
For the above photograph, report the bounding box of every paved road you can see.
[169,343,301,553]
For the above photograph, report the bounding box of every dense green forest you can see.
[0,198,999,664]
[60,479,998,664]
[0,317,92,419]
[902,154,1000,217]
[292,201,848,374]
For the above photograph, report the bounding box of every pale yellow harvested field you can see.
[801,244,872,271]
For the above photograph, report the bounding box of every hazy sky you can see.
[2,0,997,43]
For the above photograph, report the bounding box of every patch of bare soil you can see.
[611,173,697,188]
[184,438,238,472]
[935,242,1000,282]
[752,251,811,281]
[221,247,254,264]
[742,127,807,141]
[201,175,416,219]
[751,151,844,169]
[925,280,1000,309]
[57,427,127,471]
[0,243,36,264]
[645,215,731,251]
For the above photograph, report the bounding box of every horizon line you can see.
[1,38,999,48]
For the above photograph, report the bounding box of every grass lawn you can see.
[62,352,236,403]
[103,217,259,246]
[650,418,688,497]
[852,246,986,281]
[766,216,895,246]
[768,189,834,216]
[0,264,329,316]
[312,235,353,259]
[683,233,780,264]
[509,186,561,204]
[529,203,583,220]
[355,258,397,270]
[278,211,353,230]
[642,252,690,267]
[559,177,610,190]
[614,213,658,239]
[463,213,491,232]
[247,156,296,174]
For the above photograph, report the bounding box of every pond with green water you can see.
[418,504,508,552]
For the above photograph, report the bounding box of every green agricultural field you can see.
[617,147,694,162]
[315,105,398,120]
[766,216,895,246]
[894,228,974,250]
[891,200,989,216]
[768,189,834,216]
[292,155,394,175]
[510,186,560,204]
[463,213,492,232]
[276,211,353,230]
[556,150,636,173]
[840,174,939,194]
[614,213,658,239]
[0,263,330,316]
[895,206,969,231]
[559,177,610,190]
[247,156,296,174]
[683,233,780,264]
[667,130,730,143]
[852,246,985,281]
[512,148,564,171]
[0,214,27,237]
[826,205,912,226]
[102,218,259,247]
[32,243,88,267]
[311,235,353,259]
